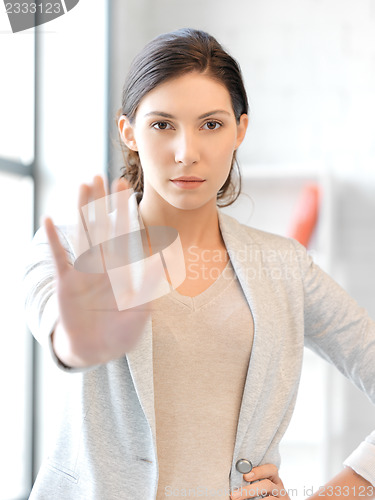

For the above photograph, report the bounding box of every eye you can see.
[151,121,173,130]
[202,120,222,131]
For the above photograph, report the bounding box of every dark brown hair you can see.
[117,28,249,207]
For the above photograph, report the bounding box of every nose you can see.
[174,130,200,166]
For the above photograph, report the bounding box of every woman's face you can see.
[119,72,248,211]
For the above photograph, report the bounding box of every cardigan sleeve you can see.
[23,224,92,373]
[292,238,375,485]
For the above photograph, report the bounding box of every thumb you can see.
[43,217,70,277]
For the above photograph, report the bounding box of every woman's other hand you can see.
[230,464,290,500]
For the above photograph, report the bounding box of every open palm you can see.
[45,176,163,368]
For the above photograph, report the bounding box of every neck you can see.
[138,191,224,250]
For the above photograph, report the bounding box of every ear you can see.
[118,115,138,152]
[234,114,249,150]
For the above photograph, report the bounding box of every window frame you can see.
[0,3,111,496]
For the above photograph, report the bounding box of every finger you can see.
[108,177,131,216]
[109,178,134,272]
[230,483,267,500]
[78,183,90,211]
[92,175,109,245]
[76,184,92,255]
[92,174,106,200]
[111,176,131,193]
[231,464,281,500]
[113,182,132,236]
[248,479,277,498]
[231,480,278,500]
[43,217,70,276]
[77,183,91,232]
[91,175,108,228]
[244,464,279,483]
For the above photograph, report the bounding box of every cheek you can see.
[137,135,171,164]
[208,135,236,164]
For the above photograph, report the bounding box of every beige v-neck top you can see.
[152,258,254,499]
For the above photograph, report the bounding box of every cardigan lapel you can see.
[123,193,157,453]
[217,210,276,465]
[125,316,156,450]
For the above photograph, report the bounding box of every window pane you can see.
[0,15,34,165]
[0,171,34,499]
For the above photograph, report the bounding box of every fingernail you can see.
[246,471,255,480]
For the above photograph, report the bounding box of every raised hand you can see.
[45,175,164,368]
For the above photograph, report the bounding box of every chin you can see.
[166,194,217,212]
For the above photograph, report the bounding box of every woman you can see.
[24,28,375,499]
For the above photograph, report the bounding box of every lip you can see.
[170,178,206,190]
[171,176,205,181]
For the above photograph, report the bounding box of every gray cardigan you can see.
[24,199,375,499]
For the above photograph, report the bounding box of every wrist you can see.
[51,322,87,369]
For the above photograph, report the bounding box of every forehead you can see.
[136,72,233,118]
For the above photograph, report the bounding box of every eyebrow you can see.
[143,110,231,119]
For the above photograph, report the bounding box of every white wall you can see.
[110,0,375,168]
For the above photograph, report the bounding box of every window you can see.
[0,10,35,499]
[0,173,34,500]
